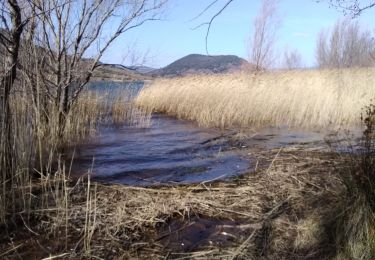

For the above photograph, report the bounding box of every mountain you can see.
[152,54,249,77]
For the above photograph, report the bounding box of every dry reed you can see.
[136,67,375,129]
[0,83,147,246]
[0,146,343,259]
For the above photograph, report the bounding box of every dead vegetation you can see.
[0,145,345,259]
[136,68,375,129]
[330,104,375,259]
[1,1,373,259]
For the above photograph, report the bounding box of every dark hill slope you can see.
[153,54,249,76]
[94,63,151,81]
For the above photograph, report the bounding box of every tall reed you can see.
[0,82,146,227]
[136,67,375,130]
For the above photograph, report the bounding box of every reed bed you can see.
[65,88,151,143]
[0,84,149,226]
[136,67,375,129]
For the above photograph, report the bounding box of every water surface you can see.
[69,114,250,186]
[71,81,337,186]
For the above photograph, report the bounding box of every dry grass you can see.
[136,67,375,129]
[64,88,151,142]
[2,66,373,259]
[330,104,375,260]
[0,146,344,259]
[0,85,149,225]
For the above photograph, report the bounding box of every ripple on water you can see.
[68,114,250,186]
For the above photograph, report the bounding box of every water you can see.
[70,81,333,186]
[69,114,250,186]
[158,216,252,252]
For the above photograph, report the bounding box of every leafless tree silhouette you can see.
[316,19,374,68]
[247,0,280,70]
[282,48,303,69]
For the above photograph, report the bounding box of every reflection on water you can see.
[69,114,250,186]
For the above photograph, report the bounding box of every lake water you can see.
[69,81,250,186]
[69,81,336,186]
[69,114,250,186]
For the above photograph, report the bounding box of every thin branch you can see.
[320,0,375,17]
[354,2,375,16]
[189,0,219,22]
[197,0,235,55]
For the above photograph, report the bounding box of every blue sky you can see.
[101,0,375,68]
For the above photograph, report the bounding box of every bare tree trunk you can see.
[0,0,24,179]
[1,0,22,111]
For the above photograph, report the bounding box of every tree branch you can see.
[319,0,375,17]
[192,0,235,55]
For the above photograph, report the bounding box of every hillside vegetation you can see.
[93,63,150,82]
[152,54,249,76]
[137,67,375,129]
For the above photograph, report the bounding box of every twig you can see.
[42,253,70,260]
[0,243,23,257]
[191,0,235,54]
[20,213,40,235]
[230,229,257,260]
[267,148,282,173]
[189,0,220,22]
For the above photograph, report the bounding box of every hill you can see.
[127,66,156,74]
[92,63,151,82]
[152,54,249,77]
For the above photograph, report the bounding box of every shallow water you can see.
[158,216,254,252]
[69,114,250,186]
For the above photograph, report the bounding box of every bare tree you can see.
[282,48,303,69]
[248,0,280,70]
[198,0,374,55]
[315,19,374,68]
[20,0,167,136]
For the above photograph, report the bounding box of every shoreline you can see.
[0,143,343,259]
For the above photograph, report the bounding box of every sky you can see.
[101,0,375,68]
